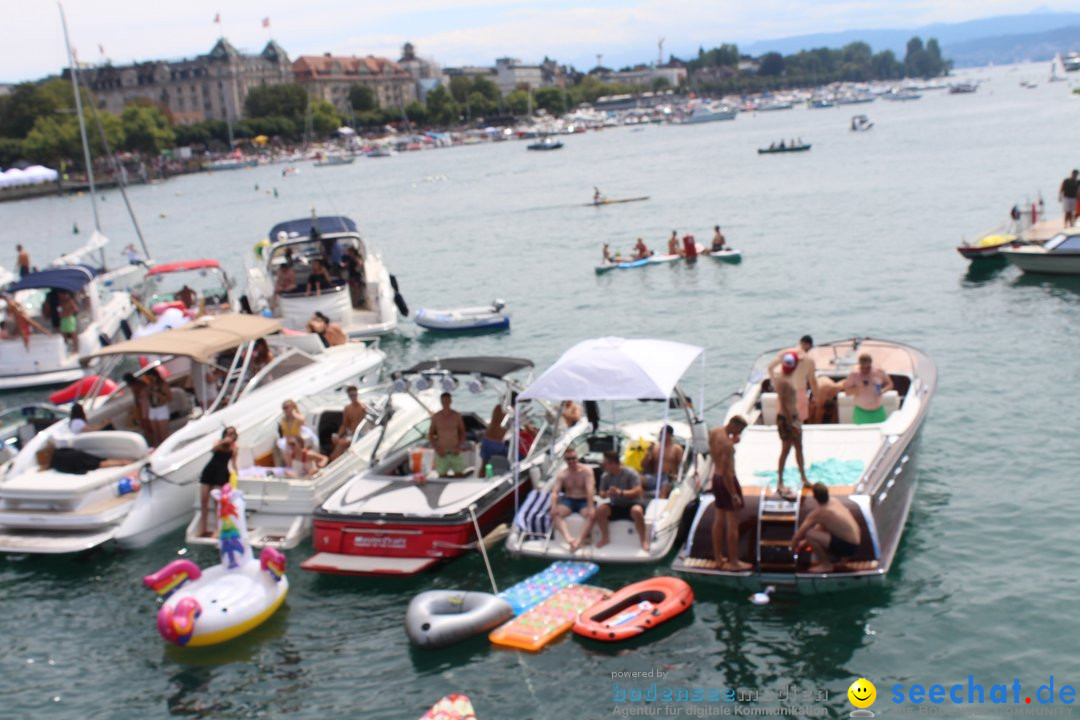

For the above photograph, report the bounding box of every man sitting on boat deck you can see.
[708,416,750,571]
[330,385,367,461]
[428,392,467,477]
[641,425,682,499]
[589,451,648,552]
[667,231,684,257]
[549,448,595,552]
[633,238,651,260]
[789,482,861,573]
[843,353,894,424]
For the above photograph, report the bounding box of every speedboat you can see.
[302,356,589,576]
[0,264,137,390]
[138,259,238,319]
[414,300,510,333]
[527,137,563,150]
[680,103,736,123]
[999,229,1080,275]
[505,337,709,565]
[0,314,384,554]
[672,337,936,592]
[0,404,67,463]
[244,215,406,338]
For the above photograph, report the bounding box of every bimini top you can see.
[88,314,282,363]
[520,337,703,401]
[400,356,533,379]
[268,216,358,242]
[6,265,98,294]
[147,259,222,276]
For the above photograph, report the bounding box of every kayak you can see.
[586,196,650,207]
[595,257,650,274]
[573,576,693,643]
[704,248,742,263]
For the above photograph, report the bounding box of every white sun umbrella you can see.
[515,337,705,509]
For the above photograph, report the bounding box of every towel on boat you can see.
[513,488,552,537]
[753,458,865,486]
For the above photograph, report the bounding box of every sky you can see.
[0,0,1065,84]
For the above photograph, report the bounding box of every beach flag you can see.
[262,17,270,28]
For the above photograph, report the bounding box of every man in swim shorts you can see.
[641,424,683,498]
[550,448,595,551]
[588,451,649,551]
[479,398,510,468]
[708,415,749,571]
[774,352,810,499]
[843,353,894,425]
[767,335,818,421]
[789,482,862,573]
[428,392,467,476]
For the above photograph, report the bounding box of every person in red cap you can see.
[768,335,818,422]
[774,351,810,500]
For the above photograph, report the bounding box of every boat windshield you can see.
[141,267,229,308]
[1045,233,1080,252]
[268,236,363,269]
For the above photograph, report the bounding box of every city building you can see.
[601,63,687,89]
[292,54,417,114]
[397,43,444,102]
[76,38,293,124]
[495,58,544,96]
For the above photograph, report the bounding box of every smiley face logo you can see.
[848,678,876,709]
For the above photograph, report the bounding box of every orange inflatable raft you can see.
[572,576,693,642]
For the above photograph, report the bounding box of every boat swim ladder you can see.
[755,487,803,572]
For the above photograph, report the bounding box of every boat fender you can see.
[405,590,513,649]
[239,294,253,314]
[260,546,287,582]
[390,274,409,316]
[98,333,110,348]
[117,476,141,496]
[120,319,133,339]
[143,559,203,599]
[157,596,202,646]
[48,375,119,404]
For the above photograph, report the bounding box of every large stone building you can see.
[292,54,417,113]
[397,43,443,102]
[76,39,293,124]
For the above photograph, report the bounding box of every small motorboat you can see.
[956,232,1017,261]
[758,143,811,154]
[573,577,694,642]
[143,484,288,647]
[1000,229,1080,275]
[527,138,563,151]
[704,247,743,263]
[414,300,510,333]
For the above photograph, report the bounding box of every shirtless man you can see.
[708,415,750,571]
[667,231,683,257]
[843,353,894,425]
[550,448,595,551]
[15,244,30,278]
[330,385,367,461]
[711,225,726,252]
[633,238,651,260]
[767,335,818,422]
[641,425,683,498]
[479,399,510,469]
[427,392,467,476]
[789,482,861,573]
[774,353,810,499]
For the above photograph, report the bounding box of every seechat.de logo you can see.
[848,678,877,717]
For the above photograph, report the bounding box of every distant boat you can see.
[1050,53,1068,82]
[314,153,355,167]
[680,103,736,124]
[881,88,921,101]
[527,137,563,151]
[850,115,873,132]
[758,143,811,154]
[205,157,258,171]
[1064,52,1080,72]
[948,83,978,94]
[807,98,835,109]
[586,196,650,207]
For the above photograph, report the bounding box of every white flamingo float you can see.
[143,483,288,647]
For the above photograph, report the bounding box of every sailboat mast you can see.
[58,2,101,235]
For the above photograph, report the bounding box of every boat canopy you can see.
[147,259,221,276]
[6,265,98,294]
[268,216,358,241]
[87,314,282,363]
[519,337,703,401]
[400,356,533,379]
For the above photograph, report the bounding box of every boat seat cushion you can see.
[70,430,148,459]
[760,393,778,425]
[837,390,899,423]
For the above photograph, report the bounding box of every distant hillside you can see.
[739,11,1080,60]
[944,25,1080,67]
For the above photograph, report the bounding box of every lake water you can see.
[2,62,1079,719]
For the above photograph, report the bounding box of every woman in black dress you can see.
[198,426,238,537]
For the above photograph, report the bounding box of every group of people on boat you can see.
[601,225,729,263]
[768,138,804,150]
[272,228,367,309]
[707,334,895,573]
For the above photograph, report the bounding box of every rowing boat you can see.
[586,196,650,207]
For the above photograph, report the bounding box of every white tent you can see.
[519,337,704,401]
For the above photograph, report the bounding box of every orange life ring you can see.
[572,576,693,642]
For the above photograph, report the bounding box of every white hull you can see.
[1000,250,1080,275]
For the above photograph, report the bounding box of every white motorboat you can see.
[505,337,709,565]
[999,229,1080,275]
[314,153,355,167]
[138,259,239,318]
[0,314,384,554]
[414,300,510,333]
[0,264,137,390]
[302,357,589,577]
[244,215,406,338]
[672,337,936,592]
[680,103,737,124]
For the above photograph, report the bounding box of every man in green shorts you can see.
[428,392,467,476]
[843,353,894,424]
[58,291,79,353]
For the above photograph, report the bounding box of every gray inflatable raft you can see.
[406,590,514,649]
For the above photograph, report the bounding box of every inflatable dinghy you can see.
[406,590,513,648]
[573,576,693,642]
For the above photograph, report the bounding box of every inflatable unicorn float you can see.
[143,483,288,647]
